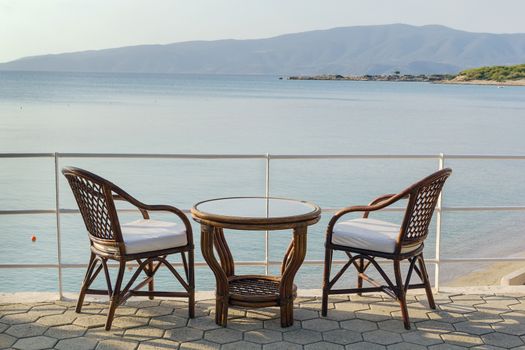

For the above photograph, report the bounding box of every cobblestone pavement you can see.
[2,293,525,349]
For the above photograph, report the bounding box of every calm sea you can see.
[1,71,524,292]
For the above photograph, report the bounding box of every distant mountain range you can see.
[1,24,525,75]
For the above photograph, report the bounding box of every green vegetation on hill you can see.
[457,64,525,81]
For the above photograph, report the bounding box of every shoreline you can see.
[287,74,525,86]
[447,253,525,287]
[438,79,525,86]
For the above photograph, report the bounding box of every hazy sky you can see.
[2,0,525,63]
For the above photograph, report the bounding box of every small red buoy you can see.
[31,235,37,242]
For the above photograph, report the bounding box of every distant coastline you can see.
[288,74,451,83]
[288,74,525,86]
[288,64,525,86]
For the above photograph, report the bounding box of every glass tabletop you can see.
[192,197,319,221]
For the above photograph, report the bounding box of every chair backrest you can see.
[398,168,452,248]
[62,167,123,248]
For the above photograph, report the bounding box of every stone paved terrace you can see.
[2,291,525,350]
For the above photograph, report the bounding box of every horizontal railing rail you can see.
[1,152,524,299]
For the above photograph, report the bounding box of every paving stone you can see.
[492,314,525,336]
[378,319,413,333]
[1,311,43,324]
[245,329,283,344]
[0,304,32,315]
[454,320,494,335]
[465,311,504,324]
[245,308,279,319]
[96,338,139,350]
[471,345,507,350]
[349,295,384,304]
[31,304,67,316]
[323,329,362,345]
[101,307,138,316]
[293,308,320,321]
[301,300,332,311]
[12,335,57,350]
[123,326,164,341]
[0,333,17,348]
[138,338,180,350]
[323,309,356,321]
[439,303,477,314]
[362,329,403,345]
[0,322,8,332]
[283,329,321,345]
[344,341,386,350]
[302,318,340,332]
[125,300,161,309]
[45,324,86,339]
[264,341,303,350]
[428,344,468,350]
[263,318,301,332]
[334,301,370,313]
[164,327,203,342]
[222,340,261,350]
[38,311,78,326]
[440,332,483,347]
[135,306,173,318]
[481,331,524,348]
[73,314,108,328]
[6,323,48,338]
[387,342,427,350]
[148,315,187,329]
[55,336,98,350]
[84,326,125,340]
[112,316,149,329]
[355,310,392,322]
[160,299,189,309]
[402,330,444,346]
[341,319,378,333]
[415,320,455,333]
[204,327,242,344]
[305,341,344,350]
[187,316,220,331]
[223,317,262,332]
[427,311,467,324]
[179,339,219,350]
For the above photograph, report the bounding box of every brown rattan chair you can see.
[321,168,452,329]
[62,166,195,330]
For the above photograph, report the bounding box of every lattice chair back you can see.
[398,168,452,248]
[62,167,124,254]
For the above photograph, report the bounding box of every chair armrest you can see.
[327,192,406,232]
[111,191,193,246]
[363,194,397,218]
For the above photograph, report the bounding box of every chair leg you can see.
[147,261,155,300]
[357,257,364,296]
[418,254,436,309]
[394,260,410,330]
[321,246,333,317]
[76,253,97,313]
[188,250,195,318]
[105,261,126,331]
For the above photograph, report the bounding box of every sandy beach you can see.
[448,257,525,287]
[440,78,525,86]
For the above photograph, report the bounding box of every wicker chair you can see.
[321,168,452,329]
[62,167,195,330]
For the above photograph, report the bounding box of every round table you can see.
[191,197,321,327]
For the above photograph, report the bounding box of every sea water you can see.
[0,71,524,292]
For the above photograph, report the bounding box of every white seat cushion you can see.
[121,219,187,254]
[332,218,420,254]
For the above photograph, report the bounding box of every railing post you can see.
[434,153,445,292]
[264,153,270,275]
[54,153,64,300]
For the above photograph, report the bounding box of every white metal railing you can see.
[1,152,525,300]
